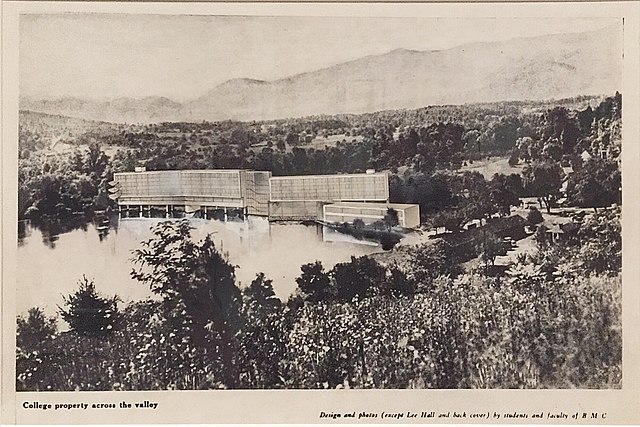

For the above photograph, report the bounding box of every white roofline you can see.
[325,201,419,209]
[114,170,379,178]
[269,173,387,180]
[114,169,250,176]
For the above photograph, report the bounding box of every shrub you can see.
[527,207,544,225]
[332,256,386,301]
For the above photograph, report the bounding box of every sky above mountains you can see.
[20,15,619,102]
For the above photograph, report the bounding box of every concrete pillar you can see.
[118,205,122,219]
[203,207,208,220]
[166,205,170,218]
[139,205,143,218]
[224,207,228,222]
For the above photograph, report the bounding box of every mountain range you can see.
[20,26,622,123]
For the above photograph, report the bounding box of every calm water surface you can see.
[17,217,379,318]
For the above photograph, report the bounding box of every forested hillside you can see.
[18,94,621,225]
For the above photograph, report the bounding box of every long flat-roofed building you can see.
[111,169,271,216]
[110,169,421,225]
[323,202,421,228]
[269,172,389,221]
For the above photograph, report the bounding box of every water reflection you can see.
[17,216,379,318]
[19,215,103,249]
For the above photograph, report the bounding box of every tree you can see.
[577,106,595,136]
[508,149,520,167]
[332,256,386,301]
[516,136,538,163]
[383,208,399,230]
[238,273,286,388]
[396,172,454,218]
[402,240,458,291]
[476,231,508,272]
[463,129,481,151]
[522,161,563,213]
[16,308,59,391]
[17,307,57,352]
[490,173,522,216]
[527,207,544,226]
[566,158,621,209]
[575,209,621,275]
[432,208,467,234]
[243,273,281,317]
[84,143,109,179]
[352,218,365,239]
[285,132,298,147]
[131,219,242,388]
[543,107,580,154]
[489,115,521,152]
[58,276,121,337]
[415,123,465,170]
[352,218,365,229]
[295,261,333,303]
[533,224,550,249]
[454,172,495,224]
[381,263,415,296]
[230,127,250,145]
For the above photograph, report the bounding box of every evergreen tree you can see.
[17,307,57,352]
[58,276,121,337]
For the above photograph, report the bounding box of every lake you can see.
[16,217,379,319]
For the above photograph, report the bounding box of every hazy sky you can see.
[20,15,619,102]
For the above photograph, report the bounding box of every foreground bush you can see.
[16,212,621,390]
[282,272,620,389]
[17,271,620,390]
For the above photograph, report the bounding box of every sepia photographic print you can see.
[2,1,640,424]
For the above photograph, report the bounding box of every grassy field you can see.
[459,156,523,179]
[305,134,364,151]
[247,134,364,154]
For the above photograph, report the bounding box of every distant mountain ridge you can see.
[20,26,622,123]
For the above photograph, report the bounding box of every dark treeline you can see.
[18,143,113,221]
[17,207,621,390]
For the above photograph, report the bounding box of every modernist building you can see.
[323,202,420,229]
[268,172,389,221]
[110,169,420,225]
[110,169,271,217]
